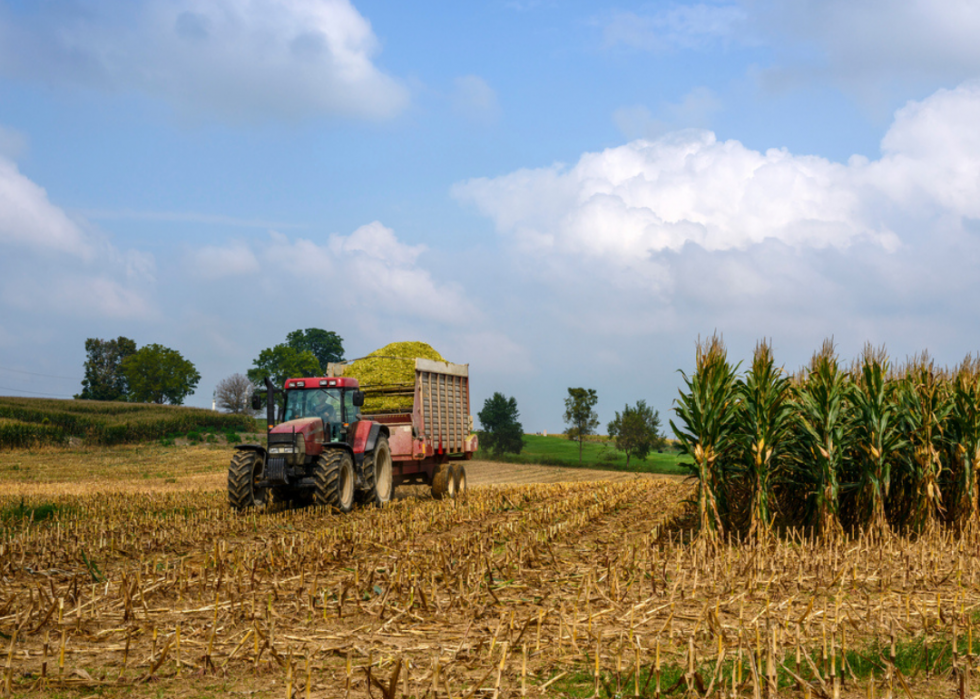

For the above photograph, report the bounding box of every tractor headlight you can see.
[269,446,295,454]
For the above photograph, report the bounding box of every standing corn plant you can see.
[734,340,794,539]
[849,344,905,533]
[947,355,980,527]
[899,353,950,531]
[671,334,740,542]
[794,340,850,538]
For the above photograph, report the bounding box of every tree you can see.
[247,344,321,419]
[76,336,137,401]
[121,344,201,405]
[563,387,599,465]
[478,392,524,456]
[215,373,254,414]
[286,329,344,369]
[247,344,321,388]
[607,400,665,470]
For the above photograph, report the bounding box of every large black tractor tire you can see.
[360,436,394,507]
[452,463,467,496]
[313,449,355,513]
[431,461,456,500]
[228,450,268,510]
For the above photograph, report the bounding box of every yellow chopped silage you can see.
[344,341,446,413]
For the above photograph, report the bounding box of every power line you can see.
[0,385,75,398]
[0,366,81,381]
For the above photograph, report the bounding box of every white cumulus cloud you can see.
[0,0,408,122]
[0,142,155,320]
[187,222,476,325]
[456,80,980,284]
[0,156,93,258]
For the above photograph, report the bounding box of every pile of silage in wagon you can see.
[342,341,445,414]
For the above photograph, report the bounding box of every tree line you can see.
[477,386,666,468]
[76,337,200,405]
[77,330,668,467]
[76,328,344,409]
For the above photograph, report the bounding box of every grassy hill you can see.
[0,396,253,449]
[475,433,693,475]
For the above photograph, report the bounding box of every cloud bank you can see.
[187,222,477,325]
[455,81,980,287]
[0,0,408,121]
[748,0,980,96]
[0,156,154,320]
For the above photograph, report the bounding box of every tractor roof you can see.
[283,377,360,390]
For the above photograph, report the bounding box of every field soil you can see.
[0,444,975,698]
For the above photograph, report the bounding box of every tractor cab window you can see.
[283,388,342,424]
[343,390,358,423]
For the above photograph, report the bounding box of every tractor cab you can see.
[274,377,364,445]
[281,377,363,442]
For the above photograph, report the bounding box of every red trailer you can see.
[328,357,478,498]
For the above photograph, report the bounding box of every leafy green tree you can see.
[286,329,344,369]
[247,344,321,388]
[247,344,321,419]
[121,344,201,405]
[76,336,137,401]
[563,387,599,465]
[607,400,665,469]
[478,392,524,456]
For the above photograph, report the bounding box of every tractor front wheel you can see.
[313,450,355,513]
[228,450,267,510]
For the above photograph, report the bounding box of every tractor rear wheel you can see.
[360,436,394,506]
[431,461,456,500]
[452,463,467,496]
[228,450,267,510]
[313,449,355,513]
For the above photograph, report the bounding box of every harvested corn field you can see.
[1,446,980,698]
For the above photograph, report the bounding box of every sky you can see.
[2,0,980,433]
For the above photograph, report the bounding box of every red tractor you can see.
[228,376,392,512]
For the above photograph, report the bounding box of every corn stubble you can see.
[2,466,980,698]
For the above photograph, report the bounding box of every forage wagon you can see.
[228,347,477,512]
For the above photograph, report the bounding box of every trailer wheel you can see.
[431,461,456,500]
[228,450,267,510]
[361,436,393,506]
[313,450,355,513]
[452,463,467,496]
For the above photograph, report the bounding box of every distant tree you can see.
[247,344,321,388]
[121,344,200,405]
[215,373,254,414]
[76,336,137,401]
[563,387,599,465]
[607,400,665,469]
[247,344,321,419]
[286,329,344,369]
[478,392,524,456]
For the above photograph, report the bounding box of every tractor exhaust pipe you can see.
[264,376,277,430]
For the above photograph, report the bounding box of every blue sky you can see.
[2,0,980,432]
